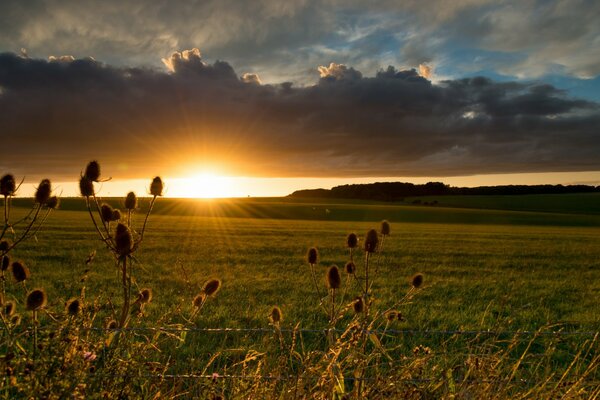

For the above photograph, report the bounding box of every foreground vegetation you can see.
[2,166,600,398]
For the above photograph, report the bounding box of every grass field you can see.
[4,195,600,397]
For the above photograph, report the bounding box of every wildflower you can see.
[11,261,30,282]
[326,265,341,289]
[307,247,318,265]
[0,174,16,196]
[364,229,379,253]
[202,279,221,296]
[345,261,356,274]
[26,288,47,311]
[115,223,133,256]
[150,177,164,196]
[411,273,424,288]
[125,192,137,210]
[380,220,391,236]
[35,179,52,204]
[79,176,94,197]
[85,161,101,182]
[347,233,358,248]
[270,306,282,323]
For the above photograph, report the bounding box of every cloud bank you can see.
[0,50,599,180]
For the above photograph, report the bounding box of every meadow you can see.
[3,193,600,398]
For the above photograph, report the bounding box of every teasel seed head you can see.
[125,192,137,210]
[150,177,164,196]
[270,306,282,323]
[11,261,30,282]
[364,229,379,253]
[35,179,52,204]
[202,279,221,296]
[100,204,114,222]
[26,288,47,311]
[380,220,391,236]
[0,240,10,252]
[85,161,101,182]
[347,233,358,249]
[307,247,318,265]
[66,298,81,316]
[138,288,153,304]
[353,297,364,314]
[4,300,16,317]
[326,265,341,289]
[115,223,133,256]
[385,310,398,322]
[112,209,122,221]
[345,261,356,274]
[1,255,9,271]
[411,273,424,288]
[106,319,118,330]
[79,176,94,197]
[46,196,59,209]
[0,174,16,196]
[10,314,21,326]
[193,292,206,307]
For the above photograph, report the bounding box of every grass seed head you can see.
[138,288,153,304]
[125,192,137,210]
[307,247,318,265]
[345,261,356,274]
[11,261,30,282]
[79,176,94,197]
[411,273,424,288]
[347,233,358,248]
[380,220,391,236]
[150,177,164,196]
[353,297,364,313]
[66,298,81,316]
[4,300,16,317]
[193,292,207,307]
[85,161,101,182]
[270,306,282,323]
[202,279,222,296]
[46,196,59,209]
[100,204,114,222]
[364,229,379,253]
[115,223,133,256]
[26,289,47,311]
[326,265,341,289]
[35,179,52,204]
[0,174,16,196]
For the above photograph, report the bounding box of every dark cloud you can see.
[0,50,599,180]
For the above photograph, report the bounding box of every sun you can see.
[171,172,235,198]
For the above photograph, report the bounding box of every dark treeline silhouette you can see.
[289,182,600,202]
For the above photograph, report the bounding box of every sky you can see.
[1,0,600,197]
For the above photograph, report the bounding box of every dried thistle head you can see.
[385,310,398,322]
[347,233,358,249]
[202,279,221,297]
[150,177,164,196]
[138,288,153,304]
[79,176,94,197]
[100,204,114,222]
[35,179,52,204]
[112,209,122,221]
[344,261,356,274]
[353,297,364,313]
[326,265,341,289]
[66,298,81,316]
[307,247,318,265]
[380,220,391,236]
[115,223,133,256]
[270,306,282,323]
[364,229,379,253]
[193,292,206,307]
[125,192,137,210]
[1,255,9,271]
[10,314,21,326]
[11,261,30,282]
[4,300,16,317]
[411,273,424,288]
[0,174,16,196]
[46,196,59,209]
[105,319,118,330]
[26,288,47,311]
[0,241,10,253]
[85,161,101,182]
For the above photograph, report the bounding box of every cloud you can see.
[0,50,599,181]
[418,63,433,79]
[241,72,262,85]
